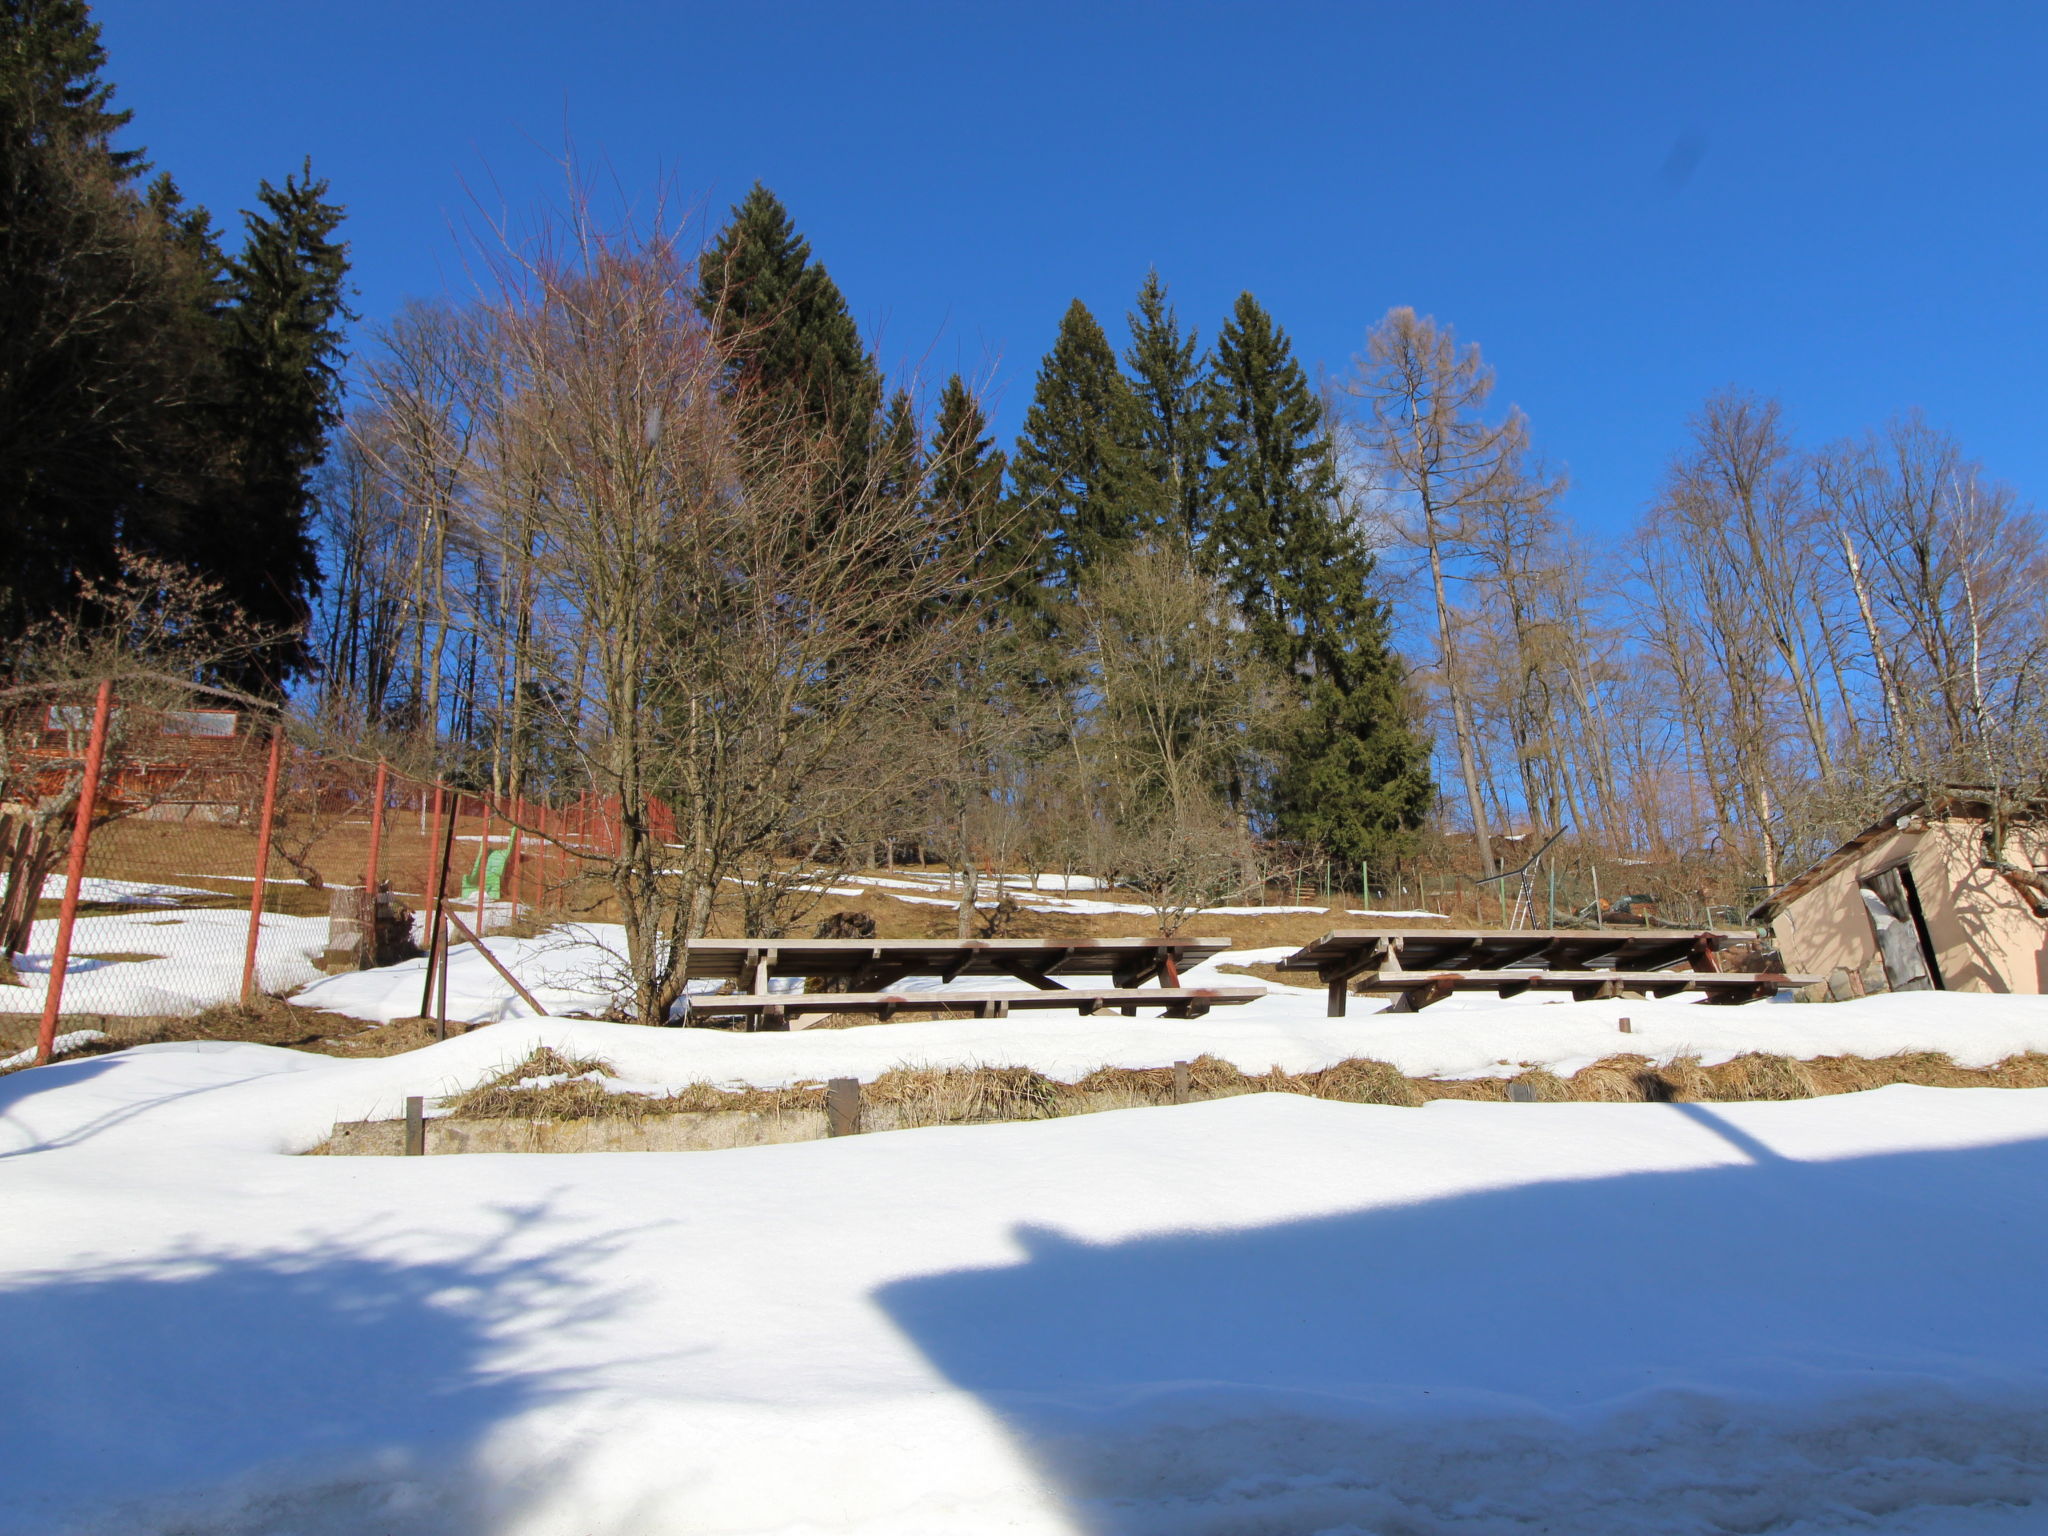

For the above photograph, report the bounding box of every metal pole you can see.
[423,782,444,908]
[418,788,458,1020]
[34,680,113,1066]
[239,729,284,1007]
[362,760,388,967]
[474,798,490,936]
[364,760,388,895]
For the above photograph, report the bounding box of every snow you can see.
[0,1028,108,1069]
[6,1032,2048,1534]
[2,907,329,1015]
[0,874,219,906]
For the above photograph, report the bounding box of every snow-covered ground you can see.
[2,907,329,1016]
[790,868,1445,919]
[5,1032,2048,1534]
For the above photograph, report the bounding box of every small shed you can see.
[1752,792,2048,998]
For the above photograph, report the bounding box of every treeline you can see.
[0,0,349,687]
[311,178,2048,923]
[313,183,1434,933]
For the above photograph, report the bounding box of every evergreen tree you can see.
[1006,298,1161,602]
[927,374,1004,527]
[0,0,138,173]
[198,162,351,683]
[0,5,349,679]
[1124,269,1212,551]
[874,387,922,504]
[1207,291,1430,860]
[695,182,880,479]
[0,0,182,640]
[927,373,1021,617]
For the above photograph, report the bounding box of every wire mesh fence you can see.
[3,694,612,1055]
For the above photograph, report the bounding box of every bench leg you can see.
[1327,977,1349,1018]
[1381,977,1454,1012]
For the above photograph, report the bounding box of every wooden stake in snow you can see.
[1173,1060,1191,1104]
[444,909,545,1017]
[404,1096,425,1156]
[1619,1016,1633,1034]
[826,1078,862,1137]
[34,679,112,1066]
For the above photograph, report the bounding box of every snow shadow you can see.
[877,1111,2048,1534]
[0,1205,613,1536]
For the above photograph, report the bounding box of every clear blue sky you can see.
[95,1,2046,533]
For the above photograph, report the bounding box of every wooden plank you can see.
[687,985,1264,1021]
[443,910,547,1017]
[677,936,1234,982]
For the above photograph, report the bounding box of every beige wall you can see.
[1769,818,2048,996]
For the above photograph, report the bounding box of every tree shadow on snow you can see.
[0,1201,622,1536]
[877,1104,2048,1535]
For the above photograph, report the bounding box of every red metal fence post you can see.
[361,759,388,966]
[424,782,445,904]
[239,729,285,1006]
[475,798,491,935]
[35,680,113,1066]
[364,759,388,896]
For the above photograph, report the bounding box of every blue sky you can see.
[96,1,2045,534]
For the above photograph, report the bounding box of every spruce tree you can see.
[1124,269,1212,551]
[927,373,1021,619]
[1006,298,1161,601]
[874,388,922,504]
[200,162,351,683]
[927,374,1004,527]
[1207,291,1430,861]
[695,182,880,483]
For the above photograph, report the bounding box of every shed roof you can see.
[1748,788,2045,924]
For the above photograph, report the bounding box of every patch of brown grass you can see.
[0,996,440,1072]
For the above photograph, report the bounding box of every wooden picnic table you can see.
[1279,929,1814,1015]
[678,936,1239,1030]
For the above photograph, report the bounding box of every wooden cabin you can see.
[1751,792,2048,998]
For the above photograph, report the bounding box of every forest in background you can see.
[7,0,2047,959]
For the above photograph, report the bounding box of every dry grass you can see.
[0,996,450,1072]
[417,1042,2048,1130]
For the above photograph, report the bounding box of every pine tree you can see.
[1006,298,1162,601]
[1207,291,1430,861]
[695,182,880,478]
[1124,269,1212,551]
[198,161,351,684]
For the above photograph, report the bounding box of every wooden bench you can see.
[682,985,1266,1030]
[1356,970,1818,1012]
